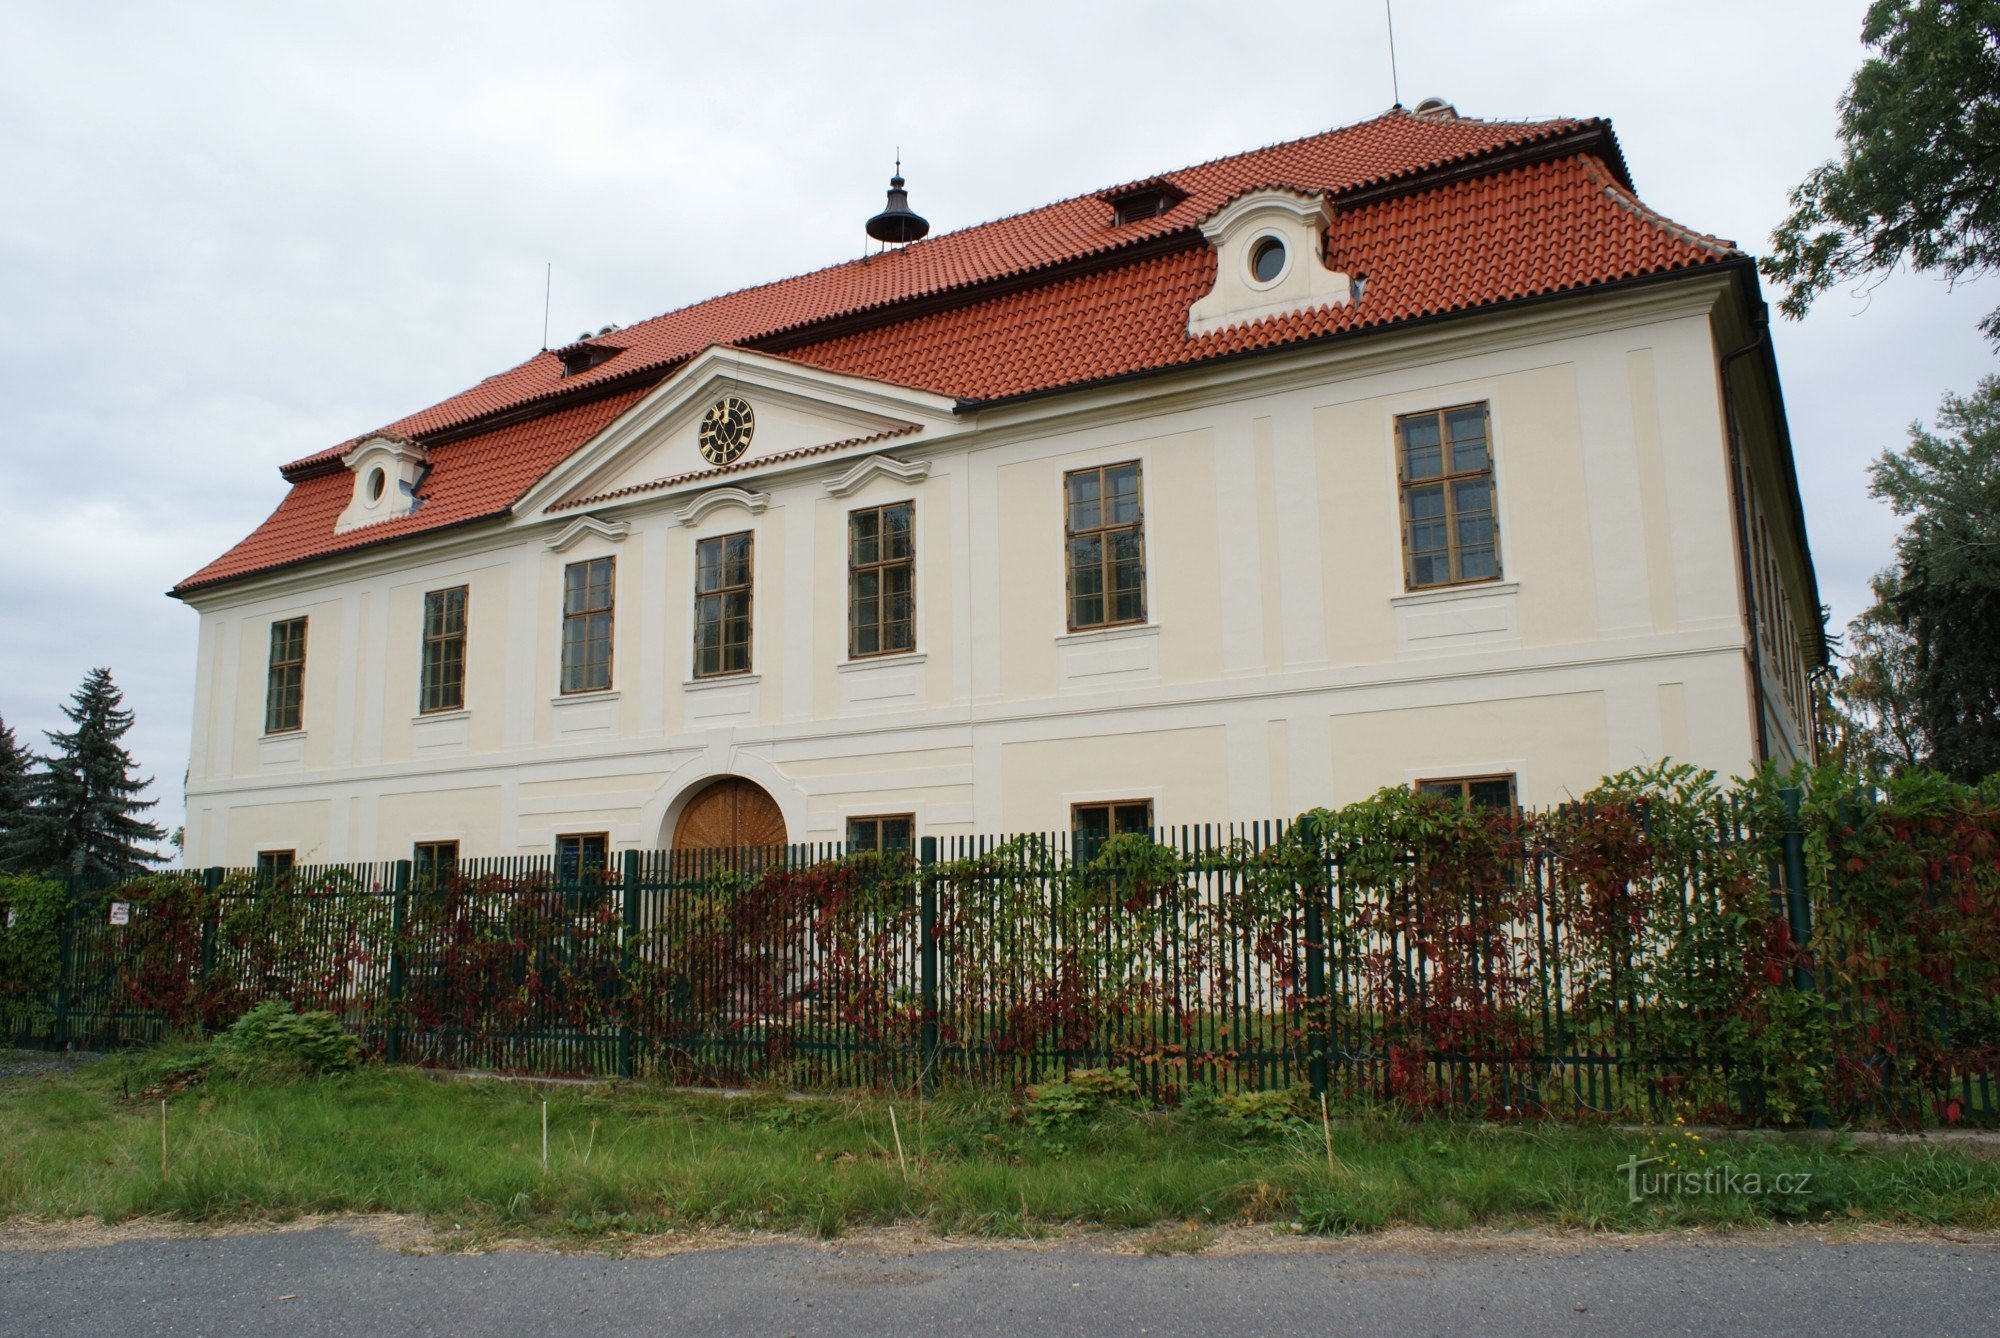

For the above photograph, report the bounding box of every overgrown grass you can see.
[2,1048,1996,1245]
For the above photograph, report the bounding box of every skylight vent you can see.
[1103,180,1187,227]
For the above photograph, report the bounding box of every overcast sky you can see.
[2,0,1993,848]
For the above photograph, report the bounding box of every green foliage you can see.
[1185,1085,1312,1139]
[1025,1067,1137,1134]
[0,715,34,873]
[10,668,166,879]
[1854,377,2000,781]
[1821,594,1929,774]
[1763,0,2000,344]
[0,874,67,1003]
[213,1000,361,1077]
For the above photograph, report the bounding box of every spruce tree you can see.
[16,669,166,879]
[0,714,33,872]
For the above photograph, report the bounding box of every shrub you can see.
[1025,1067,1137,1134]
[213,999,360,1077]
[1186,1085,1312,1139]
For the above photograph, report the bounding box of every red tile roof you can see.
[176,109,1736,595]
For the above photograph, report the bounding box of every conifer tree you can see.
[16,669,166,879]
[0,714,34,872]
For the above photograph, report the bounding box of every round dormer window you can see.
[1249,235,1287,284]
[365,466,386,503]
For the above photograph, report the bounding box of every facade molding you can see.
[541,515,630,552]
[822,454,932,497]
[674,486,769,526]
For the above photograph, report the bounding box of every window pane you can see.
[1066,472,1101,531]
[1411,552,1451,586]
[881,816,913,848]
[882,504,913,559]
[1112,802,1152,835]
[1458,544,1497,581]
[1401,414,1443,480]
[1106,465,1141,525]
[1467,778,1515,810]
[850,509,879,565]
[1447,409,1487,468]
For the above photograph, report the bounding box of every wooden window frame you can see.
[264,617,307,735]
[556,832,610,880]
[1414,774,1518,811]
[846,813,916,854]
[1063,461,1147,632]
[255,849,296,887]
[847,502,916,659]
[1070,799,1155,840]
[1397,403,1502,591]
[560,557,615,695]
[419,585,468,715]
[413,839,459,866]
[693,531,754,679]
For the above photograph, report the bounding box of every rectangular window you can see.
[846,814,915,854]
[1398,404,1500,589]
[1071,799,1154,855]
[1415,774,1517,811]
[255,849,296,881]
[420,586,468,714]
[264,617,307,734]
[556,832,609,881]
[560,557,615,694]
[693,532,754,678]
[848,503,915,657]
[413,839,460,880]
[1064,462,1145,631]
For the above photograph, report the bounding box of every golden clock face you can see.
[697,395,755,465]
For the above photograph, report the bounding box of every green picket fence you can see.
[3,788,1995,1126]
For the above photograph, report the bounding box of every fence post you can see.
[619,848,641,1081]
[386,860,410,1066]
[1778,787,1815,993]
[918,837,939,1085]
[49,876,78,1052]
[1305,883,1328,1099]
[197,867,223,1038]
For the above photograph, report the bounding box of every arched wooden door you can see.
[670,777,787,870]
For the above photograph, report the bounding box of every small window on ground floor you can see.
[1072,799,1154,856]
[413,840,460,883]
[557,832,609,881]
[1415,774,1517,810]
[256,849,296,881]
[846,814,914,854]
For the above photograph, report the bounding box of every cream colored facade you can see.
[178,272,1818,865]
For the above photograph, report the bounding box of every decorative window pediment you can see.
[1186,189,1354,338]
[675,486,769,527]
[335,434,429,533]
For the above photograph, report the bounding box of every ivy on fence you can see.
[4,763,1995,1127]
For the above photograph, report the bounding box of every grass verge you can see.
[2,1048,1996,1246]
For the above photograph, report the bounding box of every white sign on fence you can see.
[109,902,130,926]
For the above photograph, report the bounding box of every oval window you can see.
[1250,236,1286,284]
[365,467,386,502]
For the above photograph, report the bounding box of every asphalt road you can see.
[3,1226,1996,1336]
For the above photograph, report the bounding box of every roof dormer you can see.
[335,433,429,533]
[1186,189,1353,337]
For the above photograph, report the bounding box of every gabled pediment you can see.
[516,347,960,521]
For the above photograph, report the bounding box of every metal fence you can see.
[3,798,1995,1125]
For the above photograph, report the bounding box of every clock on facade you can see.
[697,395,755,465]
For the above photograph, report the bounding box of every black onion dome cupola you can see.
[866,156,930,245]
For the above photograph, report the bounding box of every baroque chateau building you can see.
[174,106,1822,868]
